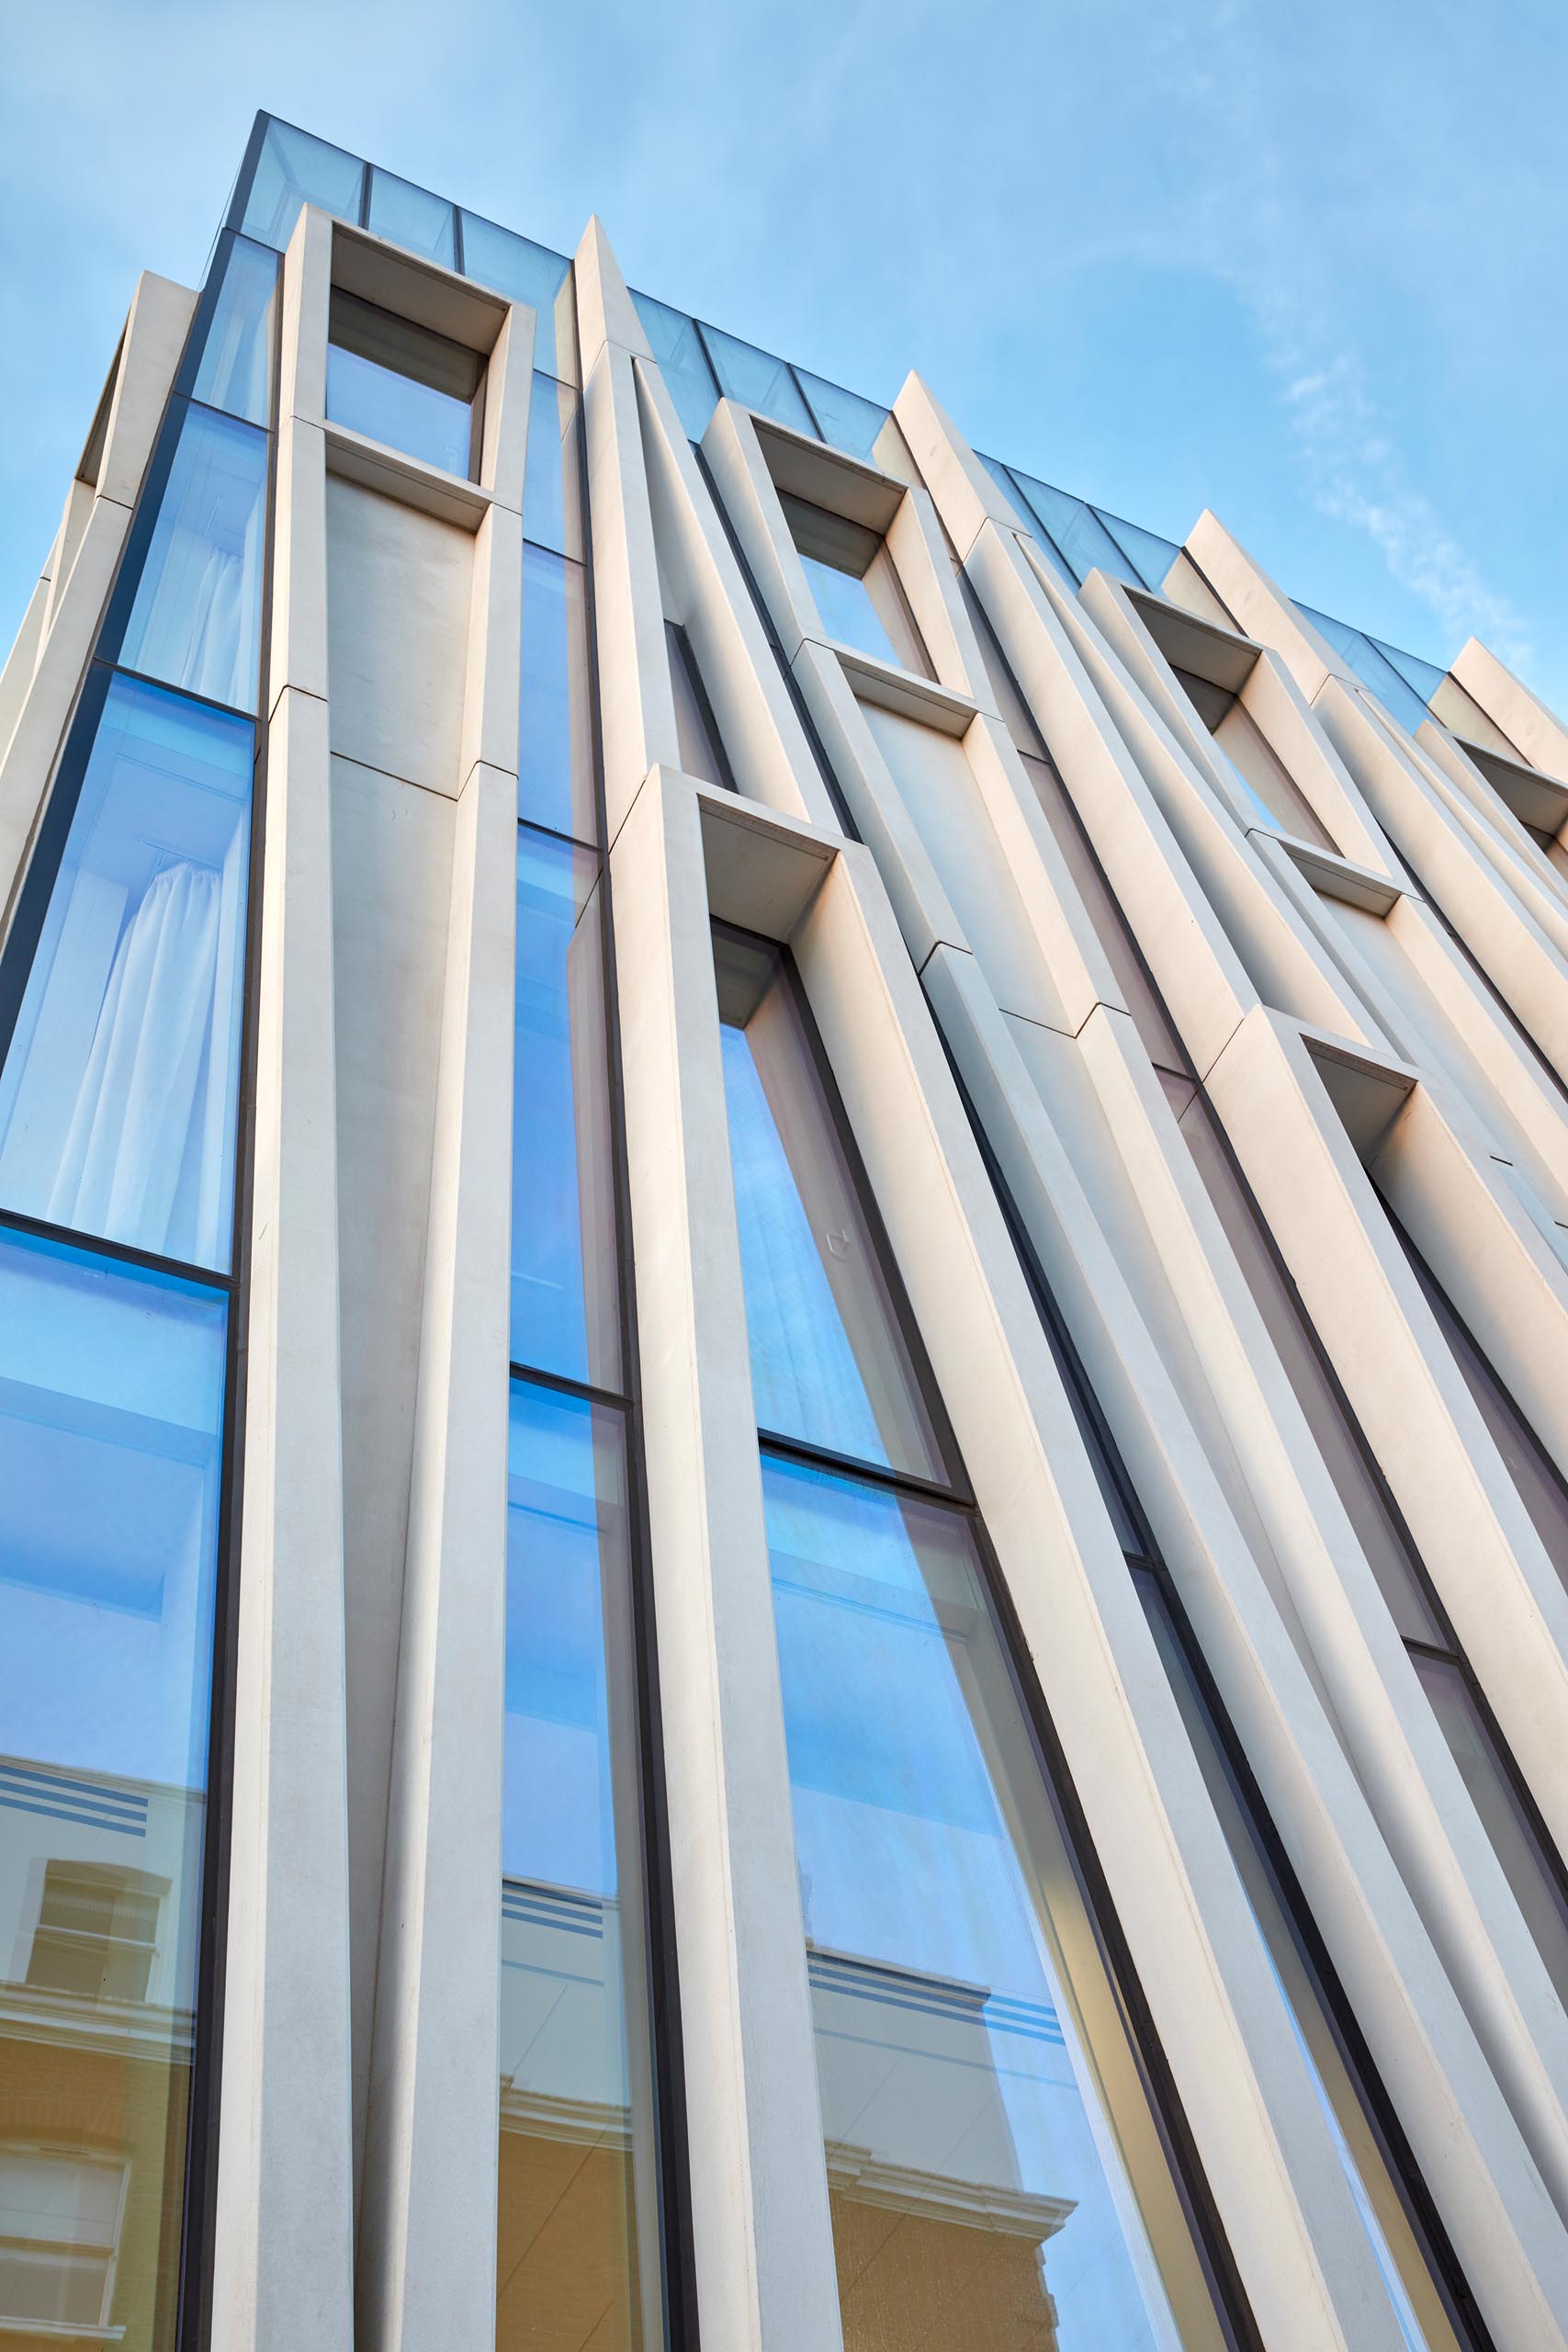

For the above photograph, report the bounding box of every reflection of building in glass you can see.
[0,1759,202,2343]
[4,102,1568,2352]
[813,1949,1076,2349]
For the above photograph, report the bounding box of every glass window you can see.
[666,621,733,792]
[512,831,620,1389]
[793,372,890,463]
[630,292,718,442]
[326,289,483,479]
[498,1380,660,2348]
[1412,1652,1568,2011]
[519,545,596,843]
[117,401,268,714]
[1136,1571,1468,2351]
[702,325,817,436]
[0,674,254,1270]
[522,373,582,560]
[460,217,572,379]
[763,1453,1226,2350]
[365,169,456,267]
[241,119,365,251]
[783,496,929,676]
[1010,473,1135,588]
[191,237,277,429]
[715,929,946,1482]
[0,1225,226,2350]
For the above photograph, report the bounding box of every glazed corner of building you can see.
[4,96,1568,2352]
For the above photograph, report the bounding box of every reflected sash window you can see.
[191,237,278,429]
[715,929,943,1481]
[0,1227,226,2349]
[0,674,253,1269]
[117,402,268,714]
[326,289,483,480]
[499,1381,661,2349]
[511,831,619,1387]
[763,1456,1225,2350]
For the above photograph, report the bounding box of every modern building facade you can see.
[2,107,1568,2352]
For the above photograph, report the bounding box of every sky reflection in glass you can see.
[716,933,943,1482]
[191,237,277,430]
[519,544,596,843]
[118,401,268,714]
[0,1227,226,2346]
[511,829,619,1390]
[499,1378,657,2346]
[764,1453,1207,2351]
[0,674,253,1270]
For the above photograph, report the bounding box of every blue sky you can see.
[3,0,1563,707]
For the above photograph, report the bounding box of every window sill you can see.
[830,641,976,738]
[322,420,499,533]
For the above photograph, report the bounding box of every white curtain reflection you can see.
[0,676,252,1270]
[47,859,223,1258]
[118,404,268,715]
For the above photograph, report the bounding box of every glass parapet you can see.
[629,293,719,442]
[241,118,365,251]
[0,1227,227,2349]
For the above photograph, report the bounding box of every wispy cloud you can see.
[1279,350,1532,663]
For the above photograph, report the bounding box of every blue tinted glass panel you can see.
[460,216,571,379]
[797,552,900,667]
[326,292,479,479]
[631,292,718,440]
[1096,509,1182,595]
[981,458,1075,582]
[763,1454,1220,2346]
[715,932,944,1482]
[702,325,817,435]
[192,237,277,428]
[242,119,364,250]
[366,169,455,266]
[500,1380,660,2335]
[519,545,596,842]
[523,372,582,559]
[512,831,619,1389]
[794,372,890,462]
[1011,473,1134,586]
[1298,606,1432,735]
[0,676,253,1270]
[1135,1571,1463,2349]
[118,402,268,713]
[1371,637,1446,709]
[0,1225,226,2345]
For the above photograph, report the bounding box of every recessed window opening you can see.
[782,494,931,678]
[326,288,484,479]
[1171,667,1337,851]
[711,919,1243,2351]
